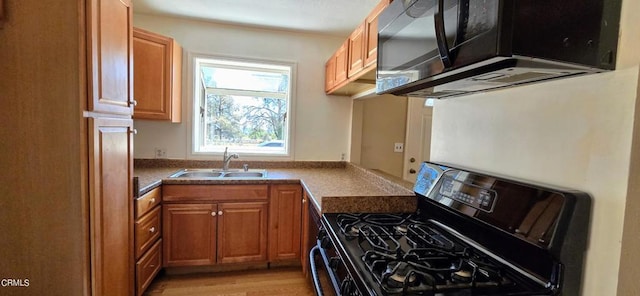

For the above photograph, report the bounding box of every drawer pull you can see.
[211,211,216,216]
[150,198,156,203]
[149,264,155,268]
[149,227,156,233]
[218,211,223,216]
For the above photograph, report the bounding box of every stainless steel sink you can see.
[169,169,267,179]
[170,171,223,178]
[222,172,265,178]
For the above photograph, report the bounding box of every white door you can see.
[403,97,433,182]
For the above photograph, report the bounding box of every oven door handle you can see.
[310,241,342,295]
[309,246,325,296]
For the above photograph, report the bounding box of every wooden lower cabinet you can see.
[301,190,311,276]
[217,202,268,264]
[268,185,303,262]
[162,185,271,267]
[163,203,217,267]
[134,187,163,296]
[136,239,162,296]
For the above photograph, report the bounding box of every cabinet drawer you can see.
[163,185,268,202]
[136,186,161,218]
[135,206,161,259]
[136,239,162,296]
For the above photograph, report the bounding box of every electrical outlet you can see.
[394,143,404,153]
[341,153,345,161]
[154,148,167,158]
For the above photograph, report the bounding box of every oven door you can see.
[376,0,502,94]
[309,231,361,296]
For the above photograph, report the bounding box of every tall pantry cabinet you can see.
[0,0,134,295]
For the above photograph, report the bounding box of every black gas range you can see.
[310,161,591,296]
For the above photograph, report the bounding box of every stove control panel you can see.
[438,176,497,213]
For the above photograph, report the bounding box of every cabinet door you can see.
[163,203,217,267]
[217,202,268,264]
[334,40,349,86]
[364,0,391,67]
[300,190,310,276]
[86,0,134,115]
[268,185,302,262]
[88,117,134,296]
[324,55,336,92]
[348,22,365,78]
[133,28,182,122]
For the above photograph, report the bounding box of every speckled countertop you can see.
[134,159,417,214]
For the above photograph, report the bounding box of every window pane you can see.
[194,57,291,156]
[201,64,289,94]
[202,95,287,150]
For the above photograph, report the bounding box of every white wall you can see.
[132,14,353,161]
[430,1,640,293]
[431,68,638,295]
[352,95,408,177]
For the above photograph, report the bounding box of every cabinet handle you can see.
[218,211,223,216]
[149,227,155,233]
[149,198,156,204]
[130,129,138,135]
[149,264,155,268]
[211,211,216,216]
[302,198,306,204]
[130,100,138,107]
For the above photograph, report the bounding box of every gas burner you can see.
[384,262,419,288]
[394,225,408,234]
[451,269,473,283]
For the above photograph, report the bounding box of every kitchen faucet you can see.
[222,147,239,171]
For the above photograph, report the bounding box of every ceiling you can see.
[133,0,382,36]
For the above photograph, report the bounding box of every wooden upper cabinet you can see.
[268,185,303,262]
[348,22,366,78]
[364,0,391,67]
[133,28,182,122]
[86,0,134,116]
[334,40,349,86]
[325,0,392,96]
[325,55,336,92]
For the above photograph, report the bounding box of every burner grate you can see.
[406,223,456,250]
[336,213,411,239]
[361,242,515,294]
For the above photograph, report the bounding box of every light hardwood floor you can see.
[144,267,315,296]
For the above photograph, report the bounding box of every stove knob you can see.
[329,257,340,269]
[318,228,327,239]
[320,237,332,249]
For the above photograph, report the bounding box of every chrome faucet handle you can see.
[243,164,249,171]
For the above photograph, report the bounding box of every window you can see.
[192,57,293,157]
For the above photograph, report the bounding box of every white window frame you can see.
[186,52,296,160]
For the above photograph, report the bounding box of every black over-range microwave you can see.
[375,0,621,98]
